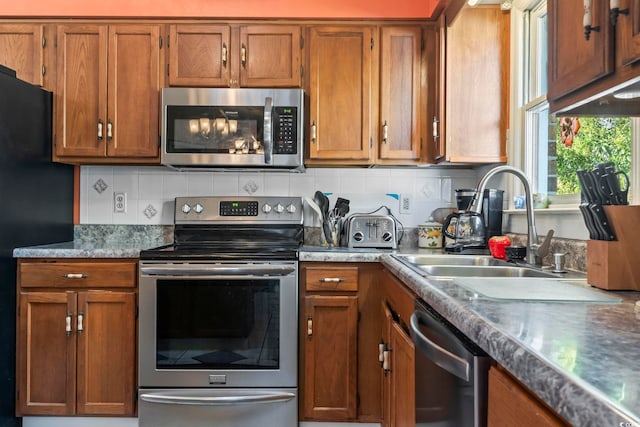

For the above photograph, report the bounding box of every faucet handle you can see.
[536,229,554,260]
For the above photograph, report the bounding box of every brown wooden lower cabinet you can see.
[380,268,417,427]
[299,262,383,423]
[488,365,570,427]
[16,259,137,417]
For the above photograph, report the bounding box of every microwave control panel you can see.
[273,107,297,154]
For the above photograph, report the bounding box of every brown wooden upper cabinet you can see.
[306,25,375,164]
[167,24,302,88]
[436,5,509,163]
[378,25,424,164]
[548,0,640,112]
[0,23,55,89]
[54,24,163,163]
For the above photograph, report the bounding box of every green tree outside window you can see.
[555,117,631,195]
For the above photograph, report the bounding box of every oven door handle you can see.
[140,265,296,277]
[139,391,296,406]
[410,311,470,382]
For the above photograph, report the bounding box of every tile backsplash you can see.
[80,166,479,227]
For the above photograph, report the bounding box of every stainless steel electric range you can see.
[138,196,303,427]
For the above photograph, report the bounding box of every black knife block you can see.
[587,205,640,290]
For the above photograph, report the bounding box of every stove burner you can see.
[140,196,304,261]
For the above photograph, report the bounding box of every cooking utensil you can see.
[600,162,630,205]
[314,191,333,245]
[305,197,323,226]
[334,197,350,217]
[588,203,616,241]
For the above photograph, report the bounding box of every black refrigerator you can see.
[0,66,74,426]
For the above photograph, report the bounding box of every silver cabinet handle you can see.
[382,120,388,144]
[382,349,391,372]
[307,317,313,337]
[432,116,439,141]
[222,42,228,66]
[410,311,470,381]
[66,312,72,335]
[319,277,344,283]
[378,341,385,363]
[263,96,273,164]
[77,312,84,334]
[140,392,296,406]
[64,273,87,279]
[97,120,103,140]
[107,120,113,140]
[241,44,247,67]
[311,122,317,143]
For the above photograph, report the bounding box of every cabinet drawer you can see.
[18,260,137,288]
[305,266,359,292]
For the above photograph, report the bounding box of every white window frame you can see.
[508,0,640,239]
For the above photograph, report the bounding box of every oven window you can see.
[166,106,264,154]
[156,279,280,370]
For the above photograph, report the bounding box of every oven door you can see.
[139,261,298,388]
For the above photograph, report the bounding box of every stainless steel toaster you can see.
[343,214,397,249]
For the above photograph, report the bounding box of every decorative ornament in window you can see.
[559,117,580,147]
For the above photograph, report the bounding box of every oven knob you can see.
[181,203,191,214]
[286,203,297,214]
[262,203,272,213]
[194,203,204,214]
[353,231,364,242]
[275,203,285,214]
[382,231,393,242]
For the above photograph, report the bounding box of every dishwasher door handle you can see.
[140,391,296,406]
[410,311,470,381]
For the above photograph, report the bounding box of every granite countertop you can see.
[301,246,640,426]
[12,239,168,258]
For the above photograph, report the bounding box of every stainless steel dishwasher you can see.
[410,299,490,427]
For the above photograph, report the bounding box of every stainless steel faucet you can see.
[469,165,554,266]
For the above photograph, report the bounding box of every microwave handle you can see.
[263,96,273,164]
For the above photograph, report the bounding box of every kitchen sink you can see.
[395,254,504,267]
[391,254,578,280]
[391,254,621,303]
[417,265,557,278]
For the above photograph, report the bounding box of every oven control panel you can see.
[175,196,303,224]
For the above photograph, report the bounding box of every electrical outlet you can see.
[114,192,127,213]
[400,194,412,214]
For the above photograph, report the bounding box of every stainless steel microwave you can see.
[161,88,304,171]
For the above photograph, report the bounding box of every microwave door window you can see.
[166,106,264,154]
[155,279,280,370]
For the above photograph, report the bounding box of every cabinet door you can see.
[239,25,301,87]
[107,24,162,159]
[389,320,415,427]
[379,26,422,162]
[0,24,46,86]
[55,24,108,158]
[303,295,358,420]
[16,291,77,415]
[444,6,509,163]
[488,366,569,427]
[76,291,136,415]
[547,0,614,101]
[381,302,393,427]
[168,24,231,87]
[308,26,374,162]
[617,0,640,66]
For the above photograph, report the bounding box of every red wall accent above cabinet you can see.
[0,0,439,19]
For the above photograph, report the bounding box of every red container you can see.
[488,236,511,259]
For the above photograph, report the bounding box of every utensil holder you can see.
[587,205,640,290]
